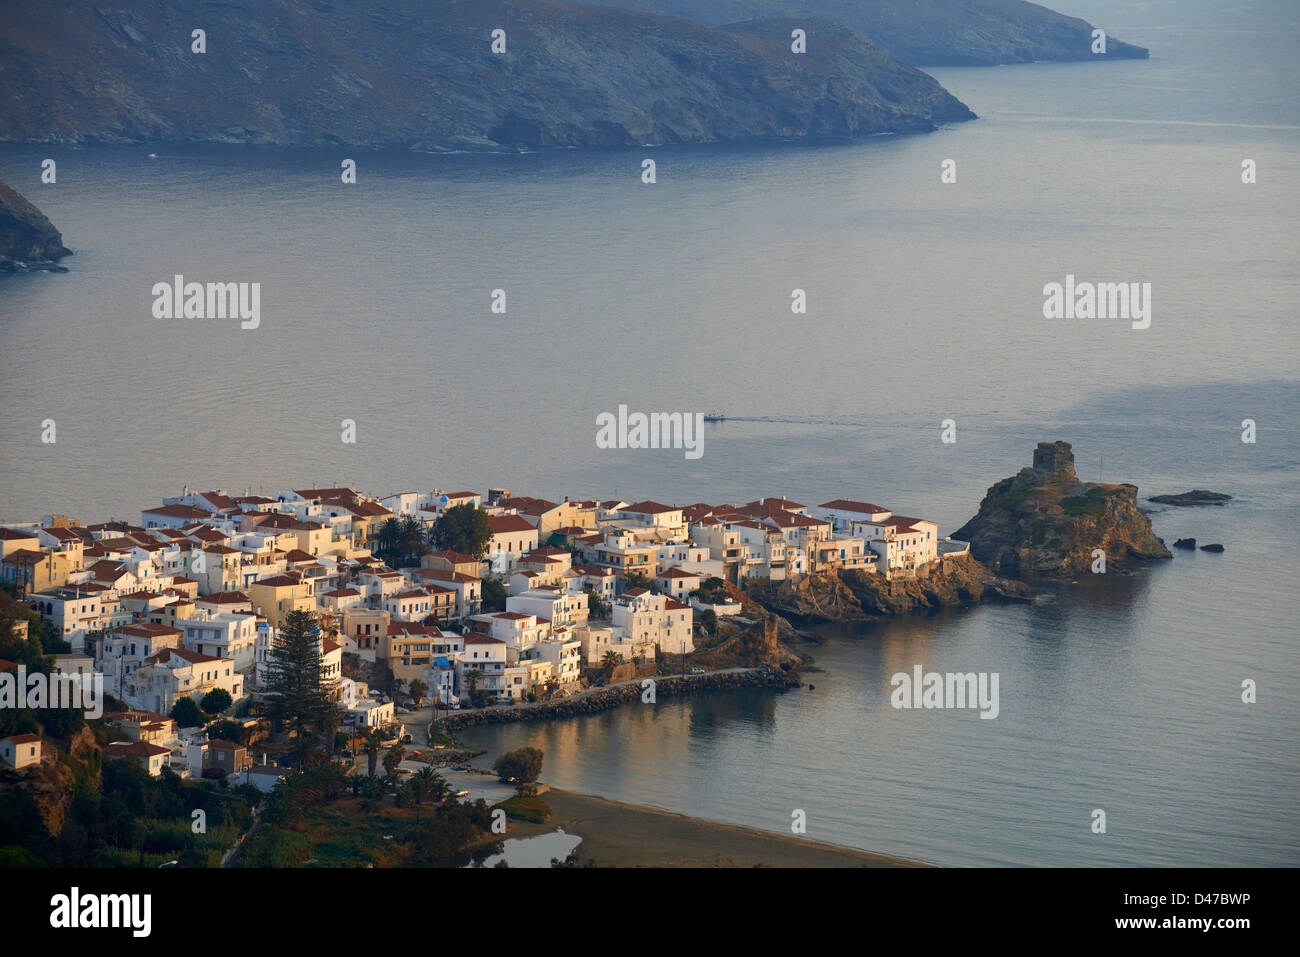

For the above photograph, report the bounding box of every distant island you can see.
[0,179,70,272]
[0,0,973,151]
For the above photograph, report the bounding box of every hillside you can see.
[0,0,973,150]
[573,0,1149,65]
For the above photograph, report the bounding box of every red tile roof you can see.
[143,504,212,520]
[819,499,890,514]
[623,501,678,515]
[488,515,536,535]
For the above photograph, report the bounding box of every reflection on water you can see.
[464,830,583,869]
[459,542,1299,866]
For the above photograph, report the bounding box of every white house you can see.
[811,499,893,533]
[611,589,694,655]
[97,622,184,698]
[0,734,41,770]
[345,697,394,730]
[506,588,589,629]
[653,567,702,602]
[413,567,481,618]
[458,633,508,701]
[121,647,245,716]
[179,610,259,672]
[486,515,539,574]
[854,515,940,575]
[526,638,583,688]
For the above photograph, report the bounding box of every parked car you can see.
[688,666,705,675]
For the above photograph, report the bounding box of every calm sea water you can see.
[1,0,1296,865]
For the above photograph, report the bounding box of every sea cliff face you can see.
[0,1,973,150]
[0,179,71,269]
[571,0,1149,66]
[743,551,1034,622]
[953,441,1173,578]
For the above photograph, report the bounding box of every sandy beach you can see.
[503,788,932,868]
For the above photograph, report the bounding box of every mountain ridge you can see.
[0,0,975,151]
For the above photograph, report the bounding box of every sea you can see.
[0,0,1295,865]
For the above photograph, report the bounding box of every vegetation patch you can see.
[491,795,552,824]
[1061,495,1107,517]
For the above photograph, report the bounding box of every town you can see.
[1,484,967,786]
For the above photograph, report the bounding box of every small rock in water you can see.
[1199,543,1225,552]
[1149,490,1232,506]
[1173,538,1197,550]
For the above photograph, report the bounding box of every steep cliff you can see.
[0,179,71,269]
[572,0,1149,66]
[0,0,973,150]
[953,441,1172,578]
[744,552,1034,622]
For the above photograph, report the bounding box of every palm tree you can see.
[601,650,622,679]
[320,708,342,757]
[428,771,451,806]
[376,517,403,565]
[407,766,440,820]
[364,729,383,777]
[383,744,405,782]
[399,515,428,565]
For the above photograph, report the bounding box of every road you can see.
[396,702,432,746]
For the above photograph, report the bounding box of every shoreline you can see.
[436,666,800,732]
[500,787,932,868]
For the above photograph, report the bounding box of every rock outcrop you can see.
[0,1,973,150]
[743,551,1034,622]
[573,0,1149,66]
[1149,490,1232,506]
[0,179,71,269]
[953,441,1172,578]
[692,616,808,671]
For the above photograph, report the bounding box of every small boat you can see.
[703,412,726,422]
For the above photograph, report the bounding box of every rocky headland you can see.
[953,441,1172,578]
[0,179,71,271]
[0,0,974,150]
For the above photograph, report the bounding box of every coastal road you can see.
[397,703,432,747]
